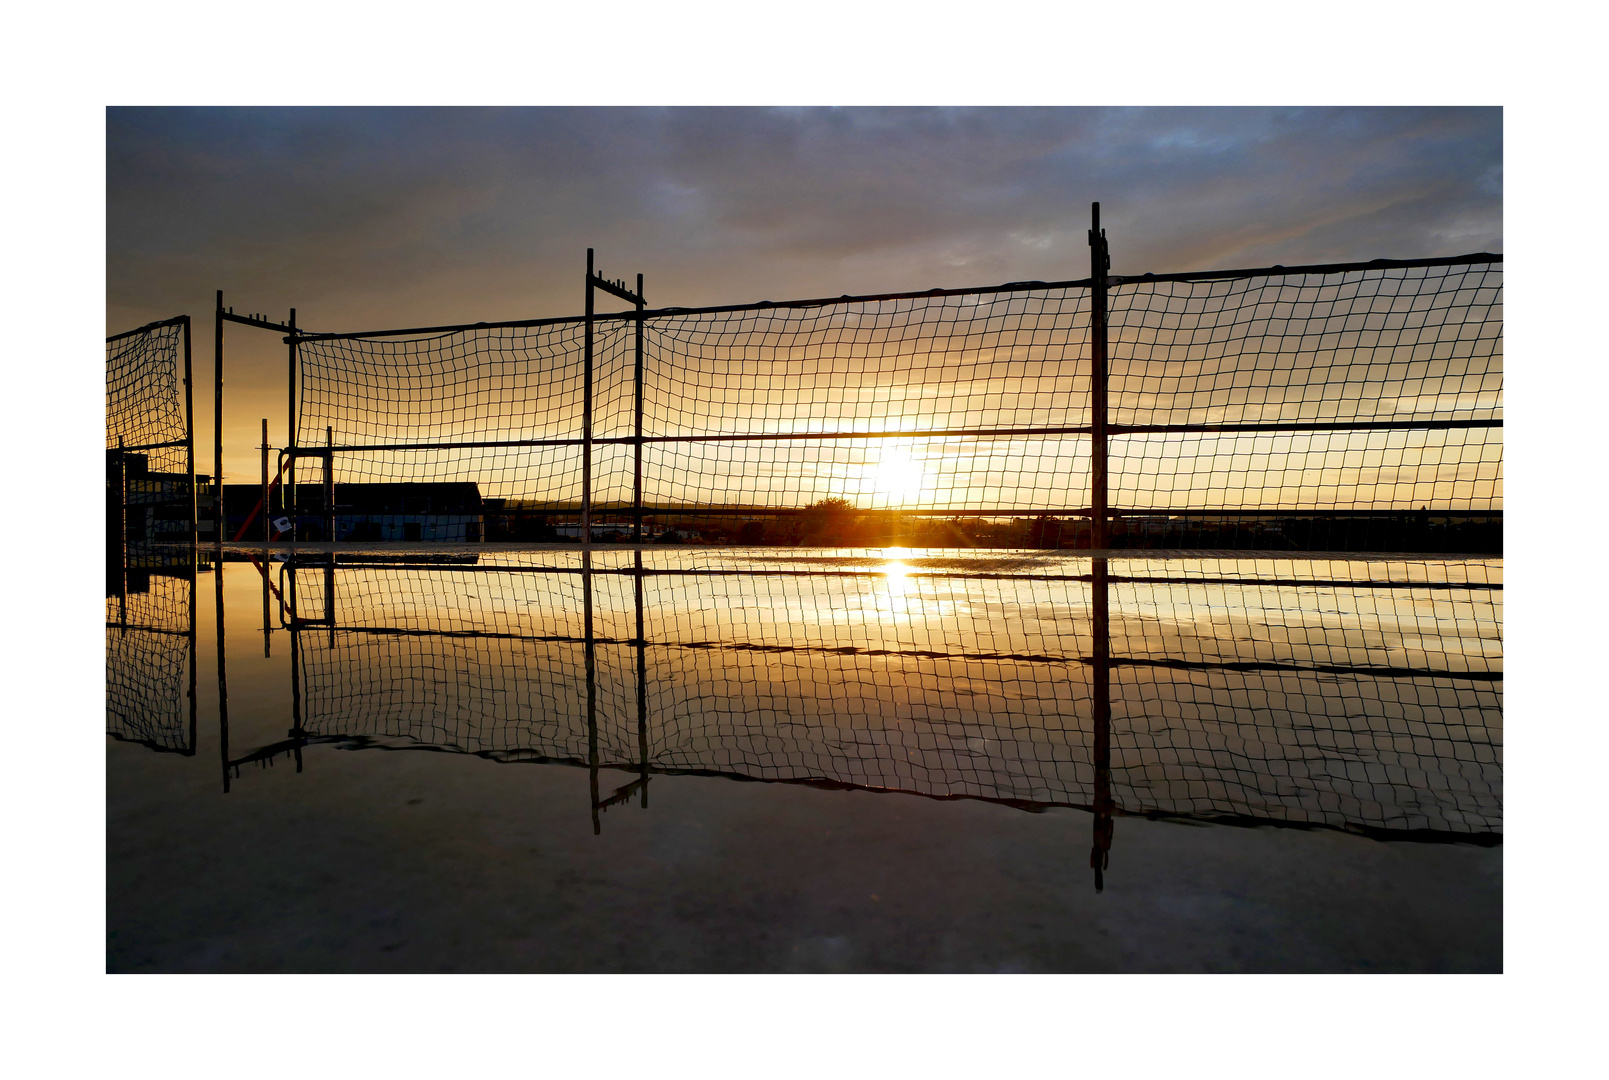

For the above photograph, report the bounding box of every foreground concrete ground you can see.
[108,737,1500,973]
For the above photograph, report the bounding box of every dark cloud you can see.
[109,106,1500,318]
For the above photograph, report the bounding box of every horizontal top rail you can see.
[287,251,1501,344]
[1110,252,1502,287]
[283,417,1500,459]
[219,310,296,333]
[108,439,192,453]
[107,314,188,343]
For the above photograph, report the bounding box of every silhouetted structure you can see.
[217,214,1497,552]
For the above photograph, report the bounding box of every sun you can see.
[868,446,926,502]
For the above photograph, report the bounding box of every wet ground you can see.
[107,548,1501,972]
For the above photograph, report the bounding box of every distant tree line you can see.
[480,498,1500,553]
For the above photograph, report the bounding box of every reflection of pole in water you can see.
[261,557,272,659]
[187,553,198,756]
[218,554,232,793]
[636,549,648,809]
[585,549,599,835]
[1090,555,1113,892]
[288,563,304,773]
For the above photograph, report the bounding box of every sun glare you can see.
[882,547,915,594]
[868,446,926,502]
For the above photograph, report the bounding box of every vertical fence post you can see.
[287,309,297,547]
[110,436,126,557]
[112,436,126,622]
[260,419,270,543]
[182,316,196,552]
[634,272,645,543]
[325,425,335,544]
[583,249,594,546]
[214,293,225,549]
[1089,203,1110,550]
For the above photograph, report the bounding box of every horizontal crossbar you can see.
[106,315,187,343]
[219,310,296,333]
[283,416,1502,458]
[589,273,644,306]
[109,439,192,453]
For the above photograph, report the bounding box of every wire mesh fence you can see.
[107,316,194,543]
[1105,260,1503,515]
[282,248,1500,547]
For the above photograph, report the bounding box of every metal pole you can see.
[583,250,594,547]
[183,316,196,551]
[214,294,225,549]
[287,309,297,548]
[325,425,335,544]
[1090,554,1113,891]
[110,436,126,584]
[634,272,645,543]
[260,419,270,543]
[1089,203,1110,551]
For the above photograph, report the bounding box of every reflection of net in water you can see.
[284,554,1500,835]
[106,568,194,753]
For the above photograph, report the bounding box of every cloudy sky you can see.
[106,106,1501,478]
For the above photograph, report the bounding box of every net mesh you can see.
[1106,262,1502,513]
[106,320,188,476]
[641,290,1090,512]
[294,321,632,514]
[287,259,1499,537]
[282,553,1499,834]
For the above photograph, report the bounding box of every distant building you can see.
[222,481,485,542]
[108,452,209,542]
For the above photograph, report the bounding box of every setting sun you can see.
[867,446,926,502]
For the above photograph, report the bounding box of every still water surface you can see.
[107,547,1501,972]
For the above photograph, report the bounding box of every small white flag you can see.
[271,516,293,534]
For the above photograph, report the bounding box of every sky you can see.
[105,106,1501,487]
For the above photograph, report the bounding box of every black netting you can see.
[107,320,188,474]
[284,258,1498,541]
[640,289,1090,513]
[1106,262,1502,514]
[105,564,194,754]
[107,319,194,542]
